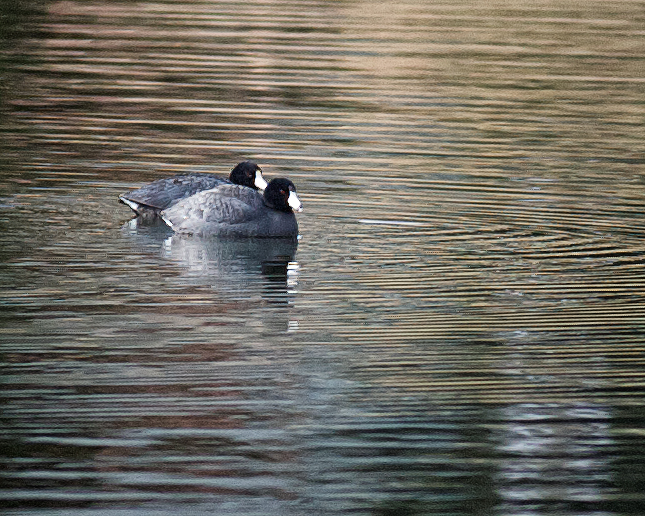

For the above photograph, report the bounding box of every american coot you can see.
[119,161,267,217]
[161,178,303,238]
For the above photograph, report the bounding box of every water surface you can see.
[1,1,645,515]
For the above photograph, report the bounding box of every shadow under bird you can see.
[119,160,267,218]
[160,178,303,238]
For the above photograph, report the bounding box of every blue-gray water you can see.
[1,1,644,515]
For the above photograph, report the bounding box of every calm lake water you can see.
[1,1,645,514]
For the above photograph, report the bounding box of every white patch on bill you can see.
[288,191,303,212]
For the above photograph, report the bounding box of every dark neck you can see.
[263,197,291,213]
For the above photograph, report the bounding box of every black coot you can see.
[119,161,267,217]
[160,178,303,238]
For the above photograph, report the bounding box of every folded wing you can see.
[120,173,229,213]
[161,184,264,233]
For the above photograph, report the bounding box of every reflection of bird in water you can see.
[165,233,297,277]
[262,256,301,306]
[119,161,267,219]
[164,234,300,306]
[121,217,299,304]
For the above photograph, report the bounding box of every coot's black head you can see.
[229,161,268,190]
[264,178,303,213]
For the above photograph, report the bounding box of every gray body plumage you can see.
[119,173,229,215]
[161,184,299,238]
